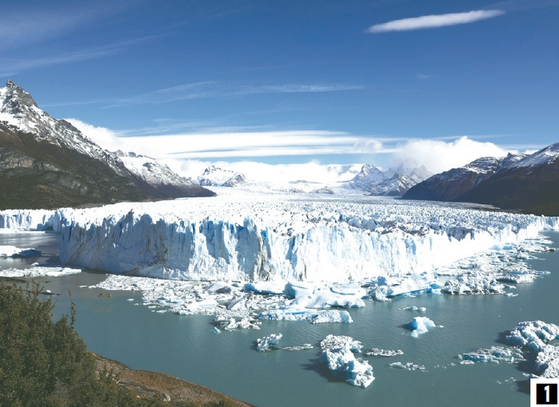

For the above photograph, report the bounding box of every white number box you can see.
[531,378,559,406]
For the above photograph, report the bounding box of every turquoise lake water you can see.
[2,230,559,407]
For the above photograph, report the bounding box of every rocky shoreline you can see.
[92,352,253,406]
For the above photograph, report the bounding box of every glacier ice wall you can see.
[1,194,558,283]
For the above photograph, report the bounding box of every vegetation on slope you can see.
[0,281,248,407]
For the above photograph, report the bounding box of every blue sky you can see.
[1,0,558,176]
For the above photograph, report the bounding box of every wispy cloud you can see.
[105,82,363,107]
[366,10,505,33]
[0,35,167,78]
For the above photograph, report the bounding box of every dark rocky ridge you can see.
[403,146,559,215]
[0,81,214,209]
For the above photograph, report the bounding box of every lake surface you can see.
[2,230,559,407]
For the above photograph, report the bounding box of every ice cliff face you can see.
[1,191,556,283]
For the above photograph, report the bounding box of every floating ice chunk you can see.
[535,345,559,378]
[401,306,427,312]
[218,316,260,331]
[308,310,353,324]
[285,283,366,309]
[442,272,506,295]
[506,321,559,353]
[404,316,437,337]
[0,245,41,258]
[255,333,282,352]
[320,334,363,353]
[244,281,287,295]
[385,271,440,297]
[389,362,425,371]
[319,335,374,387]
[459,346,524,364]
[0,266,82,278]
[282,344,313,351]
[206,281,232,294]
[365,348,404,357]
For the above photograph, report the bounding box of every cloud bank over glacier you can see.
[68,119,514,180]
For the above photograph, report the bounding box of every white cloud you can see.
[176,159,362,185]
[392,136,510,174]
[116,131,384,160]
[65,119,516,184]
[366,10,505,33]
[65,118,124,151]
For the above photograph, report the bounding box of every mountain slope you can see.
[0,80,214,209]
[348,164,431,196]
[403,144,559,215]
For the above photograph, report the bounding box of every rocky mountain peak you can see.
[1,80,40,117]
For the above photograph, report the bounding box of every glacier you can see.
[1,190,557,285]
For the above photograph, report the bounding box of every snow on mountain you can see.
[0,190,556,284]
[513,143,559,168]
[0,80,213,208]
[197,165,246,187]
[347,164,431,196]
[192,163,429,196]
[0,80,125,175]
[404,143,559,214]
[116,151,196,188]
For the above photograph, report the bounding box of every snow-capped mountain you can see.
[0,80,213,209]
[197,165,247,187]
[192,163,429,196]
[347,164,431,196]
[403,144,559,214]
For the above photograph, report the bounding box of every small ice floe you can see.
[389,362,425,371]
[401,306,427,312]
[215,315,261,331]
[255,333,282,352]
[459,346,525,364]
[319,334,374,388]
[257,309,353,324]
[285,282,366,309]
[442,272,506,295]
[0,245,41,258]
[364,348,404,357]
[307,310,353,324]
[404,316,438,338]
[282,344,313,351]
[367,272,440,301]
[0,266,82,278]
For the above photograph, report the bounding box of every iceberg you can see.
[0,245,41,258]
[404,316,438,337]
[364,348,404,357]
[255,333,282,352]
[459,346,524,364]
[505,320,559,353]
[308,310,353,324]
[319,335,374,388]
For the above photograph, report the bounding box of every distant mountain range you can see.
[0,80,214,209]
[403,145,559,215]
[4,80,556,215]
[193,163,432,196]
